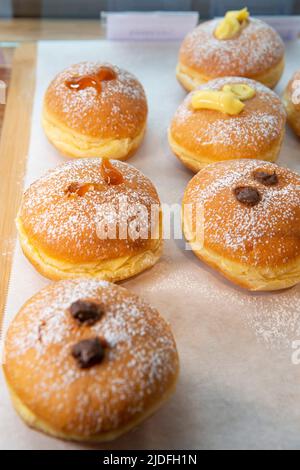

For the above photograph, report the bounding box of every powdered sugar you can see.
[180,18,284,77]
[19,159,159,260]
[287,70,300,107]
[196,113,280,148]
[45,62,147,137]
[5,279,178,434]
[185,159,300,265]
[172,77,286,153]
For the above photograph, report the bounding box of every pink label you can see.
[105,12,199,41]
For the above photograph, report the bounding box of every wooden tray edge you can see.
[0,43,37,333]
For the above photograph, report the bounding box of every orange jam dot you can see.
[66,182,101,197]
[96,66,117,82]
[100,160,124,186]
[65,66,117,94]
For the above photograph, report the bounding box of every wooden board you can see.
[0,43,36,332]
[0,66,11,136]
[0,19,105,42]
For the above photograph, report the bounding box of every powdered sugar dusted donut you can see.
[16,158,162,282]
[177,17,285,91]
[169,77,286,172]
[183,159,300,291]
[3,279,179,442]
[283,70,300,137]
[42,62,148,159]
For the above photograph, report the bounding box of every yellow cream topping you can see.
[215,7,249,40]
[226,7,249,22]
[222,83,256,100]
[191,90,245,115]
[191,80,256,115]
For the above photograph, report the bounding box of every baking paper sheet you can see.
[1,40,300,450]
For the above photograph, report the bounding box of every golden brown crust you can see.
[17,159,162,281]
[176,57,285,92]
[285,70,300,110]
[43,62,147,139]
[183,159,300,291]
[17,217,163,283]
[169,77,286,171]
[178,18,284,86]
[3,279,179,441]
[42,109,147,160]
[283,71,300,137]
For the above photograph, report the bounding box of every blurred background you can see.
[0,0,299,19]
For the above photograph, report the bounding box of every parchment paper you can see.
[1,39,300,450]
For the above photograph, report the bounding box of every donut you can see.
[183,159,300,291]
[42,62,148,159]
[177,10,285,92]
[16,159,162,282]
[283,70,300,137]
[3,279,179,442]
[168,77,286,172]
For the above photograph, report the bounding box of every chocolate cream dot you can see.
[234,186,262,207]
[253,171,278,186]
[71,338,105,369]
[70,300,103,325]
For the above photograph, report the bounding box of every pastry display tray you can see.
[0,40,300,450]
